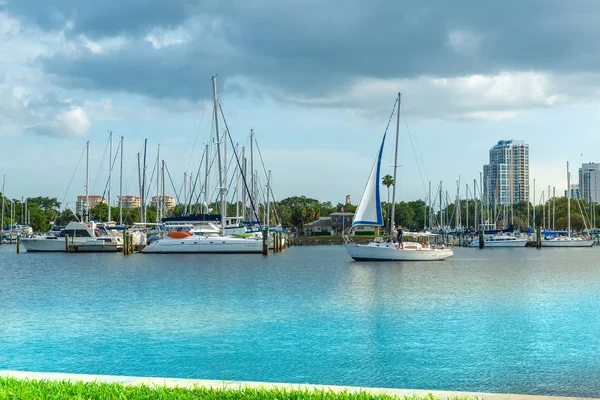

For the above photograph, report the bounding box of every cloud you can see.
[0,84,92,137]
[4,0,600,123]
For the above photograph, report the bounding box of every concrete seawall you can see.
[1,370,597,400]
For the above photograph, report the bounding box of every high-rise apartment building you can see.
[483,140,529,205]
[76,195,106,216]
[579,163,600,203]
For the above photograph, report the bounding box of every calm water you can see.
[1,244,600,397]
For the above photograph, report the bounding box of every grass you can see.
[0,377,471,400]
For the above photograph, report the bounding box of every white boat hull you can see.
[344,242,453,261]
[468,239,528,248]
[542,238,595,247]
[21,238,122,252]
[141,235,263,254]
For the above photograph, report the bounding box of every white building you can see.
[564,184,581,200]
[483,140,529,205]
[579,163,600,203]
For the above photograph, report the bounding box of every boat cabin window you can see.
[60,229,92,237]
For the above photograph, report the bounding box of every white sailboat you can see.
[542,161,594,247]
[142,76,262,254]
[468,232,528,247]
[344,93,453,261]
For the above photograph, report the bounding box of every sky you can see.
[1,0,600,209]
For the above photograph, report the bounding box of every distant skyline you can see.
[2,1,600,208]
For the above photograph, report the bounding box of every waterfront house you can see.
[304,212,379,236]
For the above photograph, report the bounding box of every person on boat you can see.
[397,228,403,249]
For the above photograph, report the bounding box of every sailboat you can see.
[542,161,594,247]
[343,93,454,261]
[142,76,262,254]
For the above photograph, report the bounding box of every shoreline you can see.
[1,370,597,400]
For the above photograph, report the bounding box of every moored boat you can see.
[343,93,453,262]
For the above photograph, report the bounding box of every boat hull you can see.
[141,236,263,254]
[344,242,453,261]
[541,239,595,247]
[468,239,528,248]
[21,238,122,252]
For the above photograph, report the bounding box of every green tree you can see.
[381,174,394,233]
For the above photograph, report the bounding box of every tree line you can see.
[1,192,599,234]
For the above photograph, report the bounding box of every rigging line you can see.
[144,156,158,201]
[217,101,262,228]
[192,144,218,209]
[60,143,87,209]
[253,139,281,224]
[187,147,207,211]
[91,136,110,194]
[401,109,429,197]
[164,163,181,206]
[403,118,428,198]
[184,105,207,174]
[101,141,122,200]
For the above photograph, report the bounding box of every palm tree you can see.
[382,174,394,234]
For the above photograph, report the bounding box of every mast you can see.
[474,178,478,230]
[212,76,226,237]
[242,147,246,221]
[533,178,536,229]
[547,185,551,228]
[161,160,165,219]
[567,161,571,237]
[439,182,443,229]
[465,183,469,231]
[156,144,160,222]
[204,144,209,214]
[108,130,112,222]
[428,181,432,230]
[553,187,556,230]
[1,175,5,236]
[183,172,187,215]
[141,139,148,224]
[266,170,271,228]
[235,145,240,219]
[479,172,484,227]
[85,140,90,223]
[389,92,401,240]
[137,152,142,223]
[119,136,123,225]
[250,129,255,219]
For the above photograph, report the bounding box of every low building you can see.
[119,195,141,209]
[151,195,176,210]
[76,195,106,216]
[304,212,379,236]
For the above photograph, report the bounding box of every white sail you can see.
[352,133,386,228]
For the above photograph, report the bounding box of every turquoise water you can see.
[1,245,600,397]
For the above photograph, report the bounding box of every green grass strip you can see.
[0,377,471,400]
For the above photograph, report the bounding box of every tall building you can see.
[150,195,176,210]
[119,195,141,209]
[483,140,529,206]
[579,163,600,203]
[76,195,106,216]
[564,184,581,200]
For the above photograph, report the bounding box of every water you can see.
[1,245,600,397]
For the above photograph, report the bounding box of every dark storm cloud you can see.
[5,0,600,102]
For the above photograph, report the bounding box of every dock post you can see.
[16,234,20,253]
[123,231,128,255]
[536,227,542,249]
[262,228,269,255]
[65,234,70,253]
[478,230,484,249]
